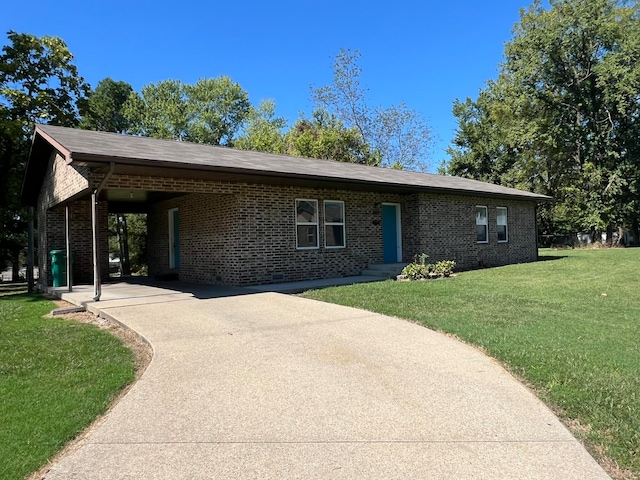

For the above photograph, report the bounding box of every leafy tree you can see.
[0,31,89,126]
[108,213,147,275]
[234,99,287,153]
[123,77,251,145]
[285,108,381,165]
[443,84,522,185]
[312,49,433,170]
[444,0,640,241]
[80,77,133,133]
[185,77,251,145]
[125,213,147,272]
[123,79,188,140]
[0,31,88,279]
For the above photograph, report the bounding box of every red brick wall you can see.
[37,169,539,288]
[404,193,538,270]
[139,176,538,286]
[38,153,91,209]
[37,199,109,288]
[146,186,404,285]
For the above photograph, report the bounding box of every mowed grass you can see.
[302,248,640,477]
[0,286,135,480]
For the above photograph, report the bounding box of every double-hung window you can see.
[497,207,508,242]
[476,206,488,243]
[296,199,319,249]
[324,200,345,248]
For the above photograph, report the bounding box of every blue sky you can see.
[2,0,532,169]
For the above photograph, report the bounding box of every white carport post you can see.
[92,191,100,300]
[92,162,115,302]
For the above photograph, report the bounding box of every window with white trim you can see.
[476,206,488,243]
[497,207,508,242]
[295,199,318,249]
[324,200,345,248]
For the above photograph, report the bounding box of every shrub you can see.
[432,260,456,277]
[399,254,455,280]
[401,262,432,280]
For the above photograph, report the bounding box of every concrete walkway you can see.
[44,282,610,479]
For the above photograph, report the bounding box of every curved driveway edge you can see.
[45,285,610,479]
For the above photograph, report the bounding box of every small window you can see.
[476,206,488,243]
[324,201,345,248]
[497,207,508,242]
[296,199,318,249]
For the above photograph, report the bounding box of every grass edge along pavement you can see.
[302,248,640,480]
[0,286,136,480]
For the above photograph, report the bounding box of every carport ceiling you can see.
[104,190,186,213]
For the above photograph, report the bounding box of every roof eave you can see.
[69,152,550,202]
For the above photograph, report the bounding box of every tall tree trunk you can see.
[616,226,624,247]
[606,225,614,246]
[121,215,131,276]
[115,215,124,276]
[11,248,20,282]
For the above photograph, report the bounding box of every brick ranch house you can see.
[21,125,550,295]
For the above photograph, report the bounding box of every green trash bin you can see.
[50,250,68,287]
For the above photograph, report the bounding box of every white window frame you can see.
[497,207,508,243]
[476,206,488,244]
[295,199,319,249]
[324,200,346,249]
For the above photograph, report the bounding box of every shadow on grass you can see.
[0,282,27,290]
[537,255,568,262]
[0,283,44,302]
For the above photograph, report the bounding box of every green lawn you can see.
[302,248,640,478]
[0,286,135,480]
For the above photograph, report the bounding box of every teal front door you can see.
[382,204,399,263]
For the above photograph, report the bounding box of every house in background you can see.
[21,125,550,294]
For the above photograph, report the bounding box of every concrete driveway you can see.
[45,282,610,479]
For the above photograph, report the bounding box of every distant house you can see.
[21,125,550,292]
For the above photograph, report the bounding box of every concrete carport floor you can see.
[44,282,610,479]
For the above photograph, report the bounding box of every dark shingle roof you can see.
[27,124,550,202]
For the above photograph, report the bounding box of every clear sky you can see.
[2,0,532,170]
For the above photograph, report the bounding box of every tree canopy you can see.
[0,31,88,277]
[123,77,251,146]
[80,77,133,133]
[444,0,640,241]
[233,99,287,153]
[285,108,381,165]
[312,49,433,170]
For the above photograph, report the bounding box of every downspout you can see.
[92,162,115,301]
